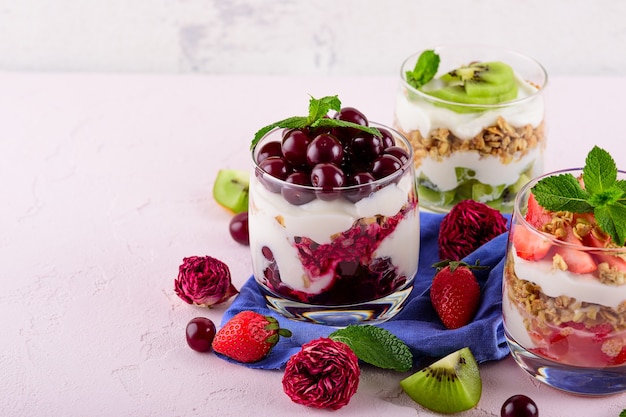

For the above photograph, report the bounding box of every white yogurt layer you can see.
[511,250,626,310]
[248,174,420,293]
[395,74,545,140]
[502,295,536,348]
[419,146,541,191]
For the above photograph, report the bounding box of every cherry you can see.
[282,171,315,206]
[186,317,217,352]
[378,127,395,149]
[500,394,538,417]
[384,146,410,164]
[349,132,383,162]
[306,133,344,166]
[335,106,368,126]
[310,163,345,201]
[256,140,283,164]
[229,212,249,245]
[371,154,402,179]
[282,129,311,166]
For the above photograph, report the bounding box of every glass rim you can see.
[400,44,548,110]
[250,121,414,192]
[514,167,626,253]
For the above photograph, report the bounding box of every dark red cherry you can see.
[186,317,216,352]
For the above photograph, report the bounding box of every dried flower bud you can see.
[174,256,238,307]
[282,337,360,410]
[438,200,508,261]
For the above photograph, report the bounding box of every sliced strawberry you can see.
[525,192,552,229]
[553,225,597,274]
[582,224,626,273]
[512,225,551,261]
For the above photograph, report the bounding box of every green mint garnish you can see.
[251,95,381,150]
[532,145,626,246]
[405,50,440,89]
[620,409,626,417]
[329,325,413,372]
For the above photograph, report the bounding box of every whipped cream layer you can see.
[249,174,420,293]
[395,75,545,141]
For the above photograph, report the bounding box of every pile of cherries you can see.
[255,107,410,205]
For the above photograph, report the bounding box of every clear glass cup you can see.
[249,122,419,326]
[503,169,626,395]
[394,45,547,213]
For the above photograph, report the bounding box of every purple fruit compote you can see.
[249,108,420,326]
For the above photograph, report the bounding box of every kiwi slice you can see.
[212,169,250,213]
[426,61,518,111]
[400,347,482,414]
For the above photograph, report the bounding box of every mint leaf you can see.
[595,202,626,246]
[312,117,381,137]
[531,173,593,213]
[329,325,413,372]
[405,50,440,89]
[308,95,341,122]
[583,145,617,194]
[251,116,309,149]
[615,179,626,194]
[620,409,626,417]
[531,146,626,245]
[250,95,382,150]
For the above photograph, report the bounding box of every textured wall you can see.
[0,0,624,76]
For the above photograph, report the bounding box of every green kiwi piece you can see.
[400,347,482,414]
[212,169,250,213]
[426,61,518,111]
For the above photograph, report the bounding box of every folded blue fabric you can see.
[218,211,511,370]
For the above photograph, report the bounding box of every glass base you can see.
[258,284,413,327]
[506,331,626,396]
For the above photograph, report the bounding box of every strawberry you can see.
[430,260,484,330]
[212,310,292,363]
[525,192,552,229]
[512,224,551,261]
[553,223,597,274]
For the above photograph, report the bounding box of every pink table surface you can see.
[2,72,625,417]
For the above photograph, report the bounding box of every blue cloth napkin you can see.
[218,211,511,369]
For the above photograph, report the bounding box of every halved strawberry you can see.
[525,192,552,229]
[553,224,597,274]
[512,225,551,261]
[580,218,626,273]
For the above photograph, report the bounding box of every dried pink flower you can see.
[282,337,360,410]
[438,200,508,261]
[174,256,238,307]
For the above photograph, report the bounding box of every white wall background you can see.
[0,0,625,76]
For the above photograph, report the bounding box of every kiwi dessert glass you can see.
[394,45,547,213]
[248,121,420,327]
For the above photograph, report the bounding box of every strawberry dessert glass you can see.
[249,119,420,327]
[503,168,626,395]
[395,45,547,213]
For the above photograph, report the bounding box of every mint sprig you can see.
[532,146,626,246]
[251,95,381,150]
[329,325,413,372]
[405,50,440,89]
